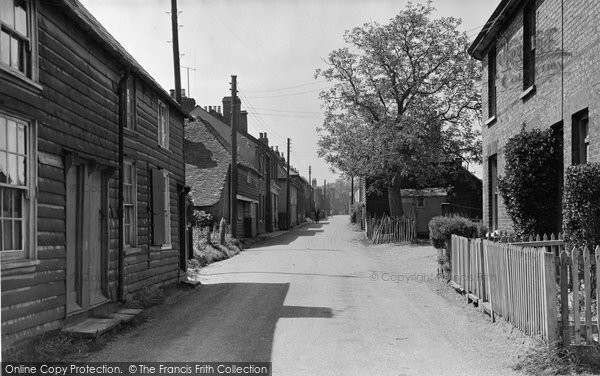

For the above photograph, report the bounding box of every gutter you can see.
[117,70,129,302]
[468,0,523,60]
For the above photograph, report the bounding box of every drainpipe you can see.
[117,70,129,302]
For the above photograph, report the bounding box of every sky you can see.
[79,0,500,183]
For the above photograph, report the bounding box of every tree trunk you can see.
[387,172,404,217]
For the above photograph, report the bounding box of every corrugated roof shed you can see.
[401,188,448,198]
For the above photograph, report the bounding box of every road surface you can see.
[88,215,531,375]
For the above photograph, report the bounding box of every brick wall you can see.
[479,0,600,232]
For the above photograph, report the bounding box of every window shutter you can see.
[152,168,165,245]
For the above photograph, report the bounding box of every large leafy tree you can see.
[316,1,481,216]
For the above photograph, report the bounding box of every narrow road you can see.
[89,216,530,375]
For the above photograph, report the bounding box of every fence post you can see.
[220,217,227,245]
[542,251,558,344]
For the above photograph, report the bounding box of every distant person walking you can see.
[315,208,320,223]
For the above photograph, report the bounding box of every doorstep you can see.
[62,308,143,338]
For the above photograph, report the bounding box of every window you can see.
[487,46,497,119]
[416,197,425,208]
[158,100,169,149]
[523,2,536,90]
[0,113,34,259]
[123,161,136,247]
[572,109,589,165]
[489,155,499,231]
[0,0,35,79]
[125,79,136,130]
[151,168,171,247]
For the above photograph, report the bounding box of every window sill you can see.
[484,116,497,126]
[0,66,43,94]
[520,85,536,101]
[1,259,41,270]
[161,244,173,250]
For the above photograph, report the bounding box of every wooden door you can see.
[66,165,82,313]
[66,163,107,314]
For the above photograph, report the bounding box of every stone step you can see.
[63,308,143,338]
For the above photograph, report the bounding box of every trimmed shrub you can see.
[428,215,484,249]
[563,163,600,247]
[190,210,214,228]
[497,127,561,236]
[429,216,485,279]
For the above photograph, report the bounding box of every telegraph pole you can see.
[308,166,312,215]
[350,175,354,205]
[324,179,327,217]
[230,76,238,237]
[286,138,291,229]
[170,0,182,103]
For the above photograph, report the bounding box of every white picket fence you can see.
[450,235,600,345]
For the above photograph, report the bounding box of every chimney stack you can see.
[259,132,269,145]
[239,110,248,133]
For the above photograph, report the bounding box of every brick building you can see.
[469,0,599,232]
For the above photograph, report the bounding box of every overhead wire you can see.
[244,81,331,93]
[238,87,288,146]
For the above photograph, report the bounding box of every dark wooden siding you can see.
[1,2,185,348]
[121,77,185,296]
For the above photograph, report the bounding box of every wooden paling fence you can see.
[365,214,416,244]
[449,234,600,345]
[191,222,231,251]
[451,235,558,342]
[483,242,557,341]
[558,246,600,346]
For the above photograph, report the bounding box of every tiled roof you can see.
[185,121,230,207]
[185,115,260,206]
[189,107,258,173]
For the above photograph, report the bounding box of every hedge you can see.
[563,163,600,248]
[428,215,486,249]
[497,127,561,236]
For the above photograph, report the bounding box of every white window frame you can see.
[123,160,137,247]
[158,100,169,149]
[0,0,40,89]
[0,111,36,262]
[162,170,171,247]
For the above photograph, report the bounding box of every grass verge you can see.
[187,233,243,278]
[513,342,600,375]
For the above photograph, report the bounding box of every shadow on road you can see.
[249,221,332,248]
[115,282,334,362]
